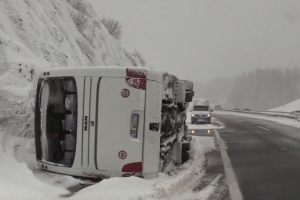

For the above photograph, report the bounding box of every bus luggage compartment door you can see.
[95,77,145,176]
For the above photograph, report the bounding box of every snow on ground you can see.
[269,98,300,112]
[187,120,224,130]
[2,133,35,162]
[197,136,216,153]
[71,177,153,200]
[0,132,67,200]
[70,136,206,200]
[186,111,225,153]
[0,1,214,199]
[0,133,208,200]
[216,110,300,128]
[0,1,154,198]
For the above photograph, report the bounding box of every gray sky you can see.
[88,0,300,82]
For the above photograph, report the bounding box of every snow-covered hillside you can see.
[0,0,146,140]
[0,1,214,199]
[269,98,300,112]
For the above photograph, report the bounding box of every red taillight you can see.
[122,162,143,173]
[126,68,147,90]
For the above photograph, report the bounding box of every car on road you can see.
[191,99,212,124]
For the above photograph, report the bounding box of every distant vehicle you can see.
[234,108,240,111]
[214,104,222,110]
[243,108,251,111]
[191,99,212,124]
[34,66,194,180]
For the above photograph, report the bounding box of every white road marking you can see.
[238,119,243,122]
[215,129,243,200]
[257,126,270,131]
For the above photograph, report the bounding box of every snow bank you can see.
[143,137,205,200]
[1,132,36,163]
[71,177,152,200]
[269,98,300,112]
[71,137,205,200]
[0,131,66,200]
[0,132,206,200]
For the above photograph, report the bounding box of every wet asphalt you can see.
[212,113,300,200]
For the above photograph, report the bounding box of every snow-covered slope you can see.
[269,98,300,112]
[0,0,145,139]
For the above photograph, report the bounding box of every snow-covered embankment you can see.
[0,133,205,200]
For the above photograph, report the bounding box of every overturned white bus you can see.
[34,66,194,180]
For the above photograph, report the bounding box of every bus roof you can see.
[38,66,173,84]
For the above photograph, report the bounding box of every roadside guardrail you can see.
[215,109,300,121]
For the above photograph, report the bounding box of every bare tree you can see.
[100,17,122,41]
[225,67,300,110]
[69,0,92,18]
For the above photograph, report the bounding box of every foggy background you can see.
[88,0,300,110]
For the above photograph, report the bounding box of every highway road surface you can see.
[201,113,300,200]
